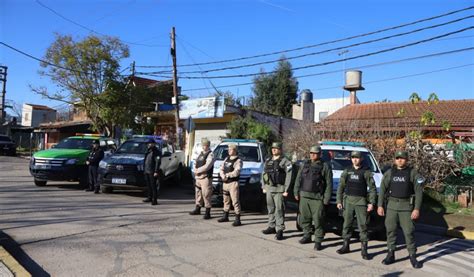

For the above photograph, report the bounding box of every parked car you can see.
[29,135,116,187]
[0,134,16,156]
[211,139,267,210]
[98,135,184,194]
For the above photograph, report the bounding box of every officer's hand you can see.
[86,161,90,165]
[153,173,158,177]
[367,204,374,212]
[262,189,266,193]
[337,203,343,210]
[282,192,288,197]
[411,209,420,220]
[377,207,385,217]
[294,195,299,201]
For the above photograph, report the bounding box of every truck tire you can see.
[34,179,47,186]
[101,186,113,194]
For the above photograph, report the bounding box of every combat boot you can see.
[299,235,312,244]
[409,254,422,269]
[203,208,211,220]
[381,250,395,265]
[275,230,284,241]
[361,242,369,260]
[336,239,350,254]
[232,214,241,226]
[189,205,201,215]
[314,242,323,251]
[261,227,276,235]
[217,212,229,223]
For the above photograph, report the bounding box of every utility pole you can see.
[0,66,7,126]
[170,27,180,149]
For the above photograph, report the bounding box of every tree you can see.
[214,90,242,107]
[251,57,298,116]
[31,34,130,135]
[227,114,276,148]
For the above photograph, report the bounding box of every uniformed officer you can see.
[189,138,215,219]
[217,143,243,226]
[261,142,293,240]
[85,139,104,193]
[377,151,424,269]
[143,138,161,206]
[336,151,376,260]
[294,145,333,250]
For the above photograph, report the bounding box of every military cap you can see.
[201,138,210,146]
[351,151,362,158]
[395,151,408,159]
[271,142,282,149]
[228,143,237,150]
[310,145,321,153]
[92,139,100,144]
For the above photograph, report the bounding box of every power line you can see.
[176,47,474,92]
[171,15,473,75]
[35,0,167,48]
[141,26,474,79]
[136,5,474,68]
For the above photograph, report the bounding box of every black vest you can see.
[223,157,240,183]
[389,167,414,198]
[264,157,286,185]
[300,161,324,193]
[345,167,368,197]
[196,151,213,178]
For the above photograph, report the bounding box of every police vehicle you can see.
[98,135,183,194]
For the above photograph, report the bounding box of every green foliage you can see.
[227,114,276,148]
[409,92,421,104]
[251,57,298,116]
[420,111,436,126]
[214,91,242,107]
[427,93,440,105]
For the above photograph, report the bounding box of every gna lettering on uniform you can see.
[350,175,360,180]
[392,176,406,182]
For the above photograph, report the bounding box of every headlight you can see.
[249,174,261,184]
[65,159,78,165]
[99,160,108,169]
[137,164,144,171]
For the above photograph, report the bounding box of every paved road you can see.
[0,156,472,276]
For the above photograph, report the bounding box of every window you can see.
[24,113,30,121]
[213,145,261,162]
[320,150,379,173]
[319,111,329,121]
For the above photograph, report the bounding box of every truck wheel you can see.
[34,179,47,186]
[101,186,113,194]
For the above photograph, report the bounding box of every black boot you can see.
[232,214,241,226]
[299,235,312,244]
[151,200,158,206]
[189,205,201,215]
[336,239,350,254]
[143,198,151,203]
[203,208,211,220]
[409,254,422,269]
[217,212,229,223]
[275,230,284,240]
[381,250,395,265]
[361,242,369,260]
[262,227,276,235]
[314,242,323,251]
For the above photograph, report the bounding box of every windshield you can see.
[214,145,260,162]
[55,138,93,150]
[116,141,161,155]
[321,150,379,172]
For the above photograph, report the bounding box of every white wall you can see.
[21,104,57,127]
[313,97,351,122]
[21,104,33,127]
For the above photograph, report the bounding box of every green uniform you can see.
[294,160,333,242]
[262,156,292,231]
[336,166,376,242]
[378,166,423,255]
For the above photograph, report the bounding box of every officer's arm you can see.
[377,171,390,207]
[323,163,333,205]
[411,169,424,210]
[366,171,377,205]
[154,152,161,174]
[226,159,242,178]
[219,162,225,179]
[195,152,214,174]
[283,159,293,192]
[336,170,347,204]
[293,165,303,196]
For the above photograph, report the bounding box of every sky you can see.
[1,0,473,115]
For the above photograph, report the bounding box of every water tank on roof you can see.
[301,89,313,102]
[344,70,364,90]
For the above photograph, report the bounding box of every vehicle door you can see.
[160,142,172,177]
[166,143,180,174]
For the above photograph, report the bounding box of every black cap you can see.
[92,139,100,144]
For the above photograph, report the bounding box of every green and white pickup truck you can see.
[29,135,116,187]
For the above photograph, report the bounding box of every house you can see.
[21,103,57,127]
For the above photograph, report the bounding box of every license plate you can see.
[36,164,51,169]
[112,178,127,184]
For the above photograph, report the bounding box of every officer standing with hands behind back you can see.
[377,151,424,269]
[85,139,104,193]
[261,142,293,240]
[143,138,161,206]
[336,151,376,260]
[294,145,333,251]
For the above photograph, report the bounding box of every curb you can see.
[0,246,31,277]
[416,223,474,240]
